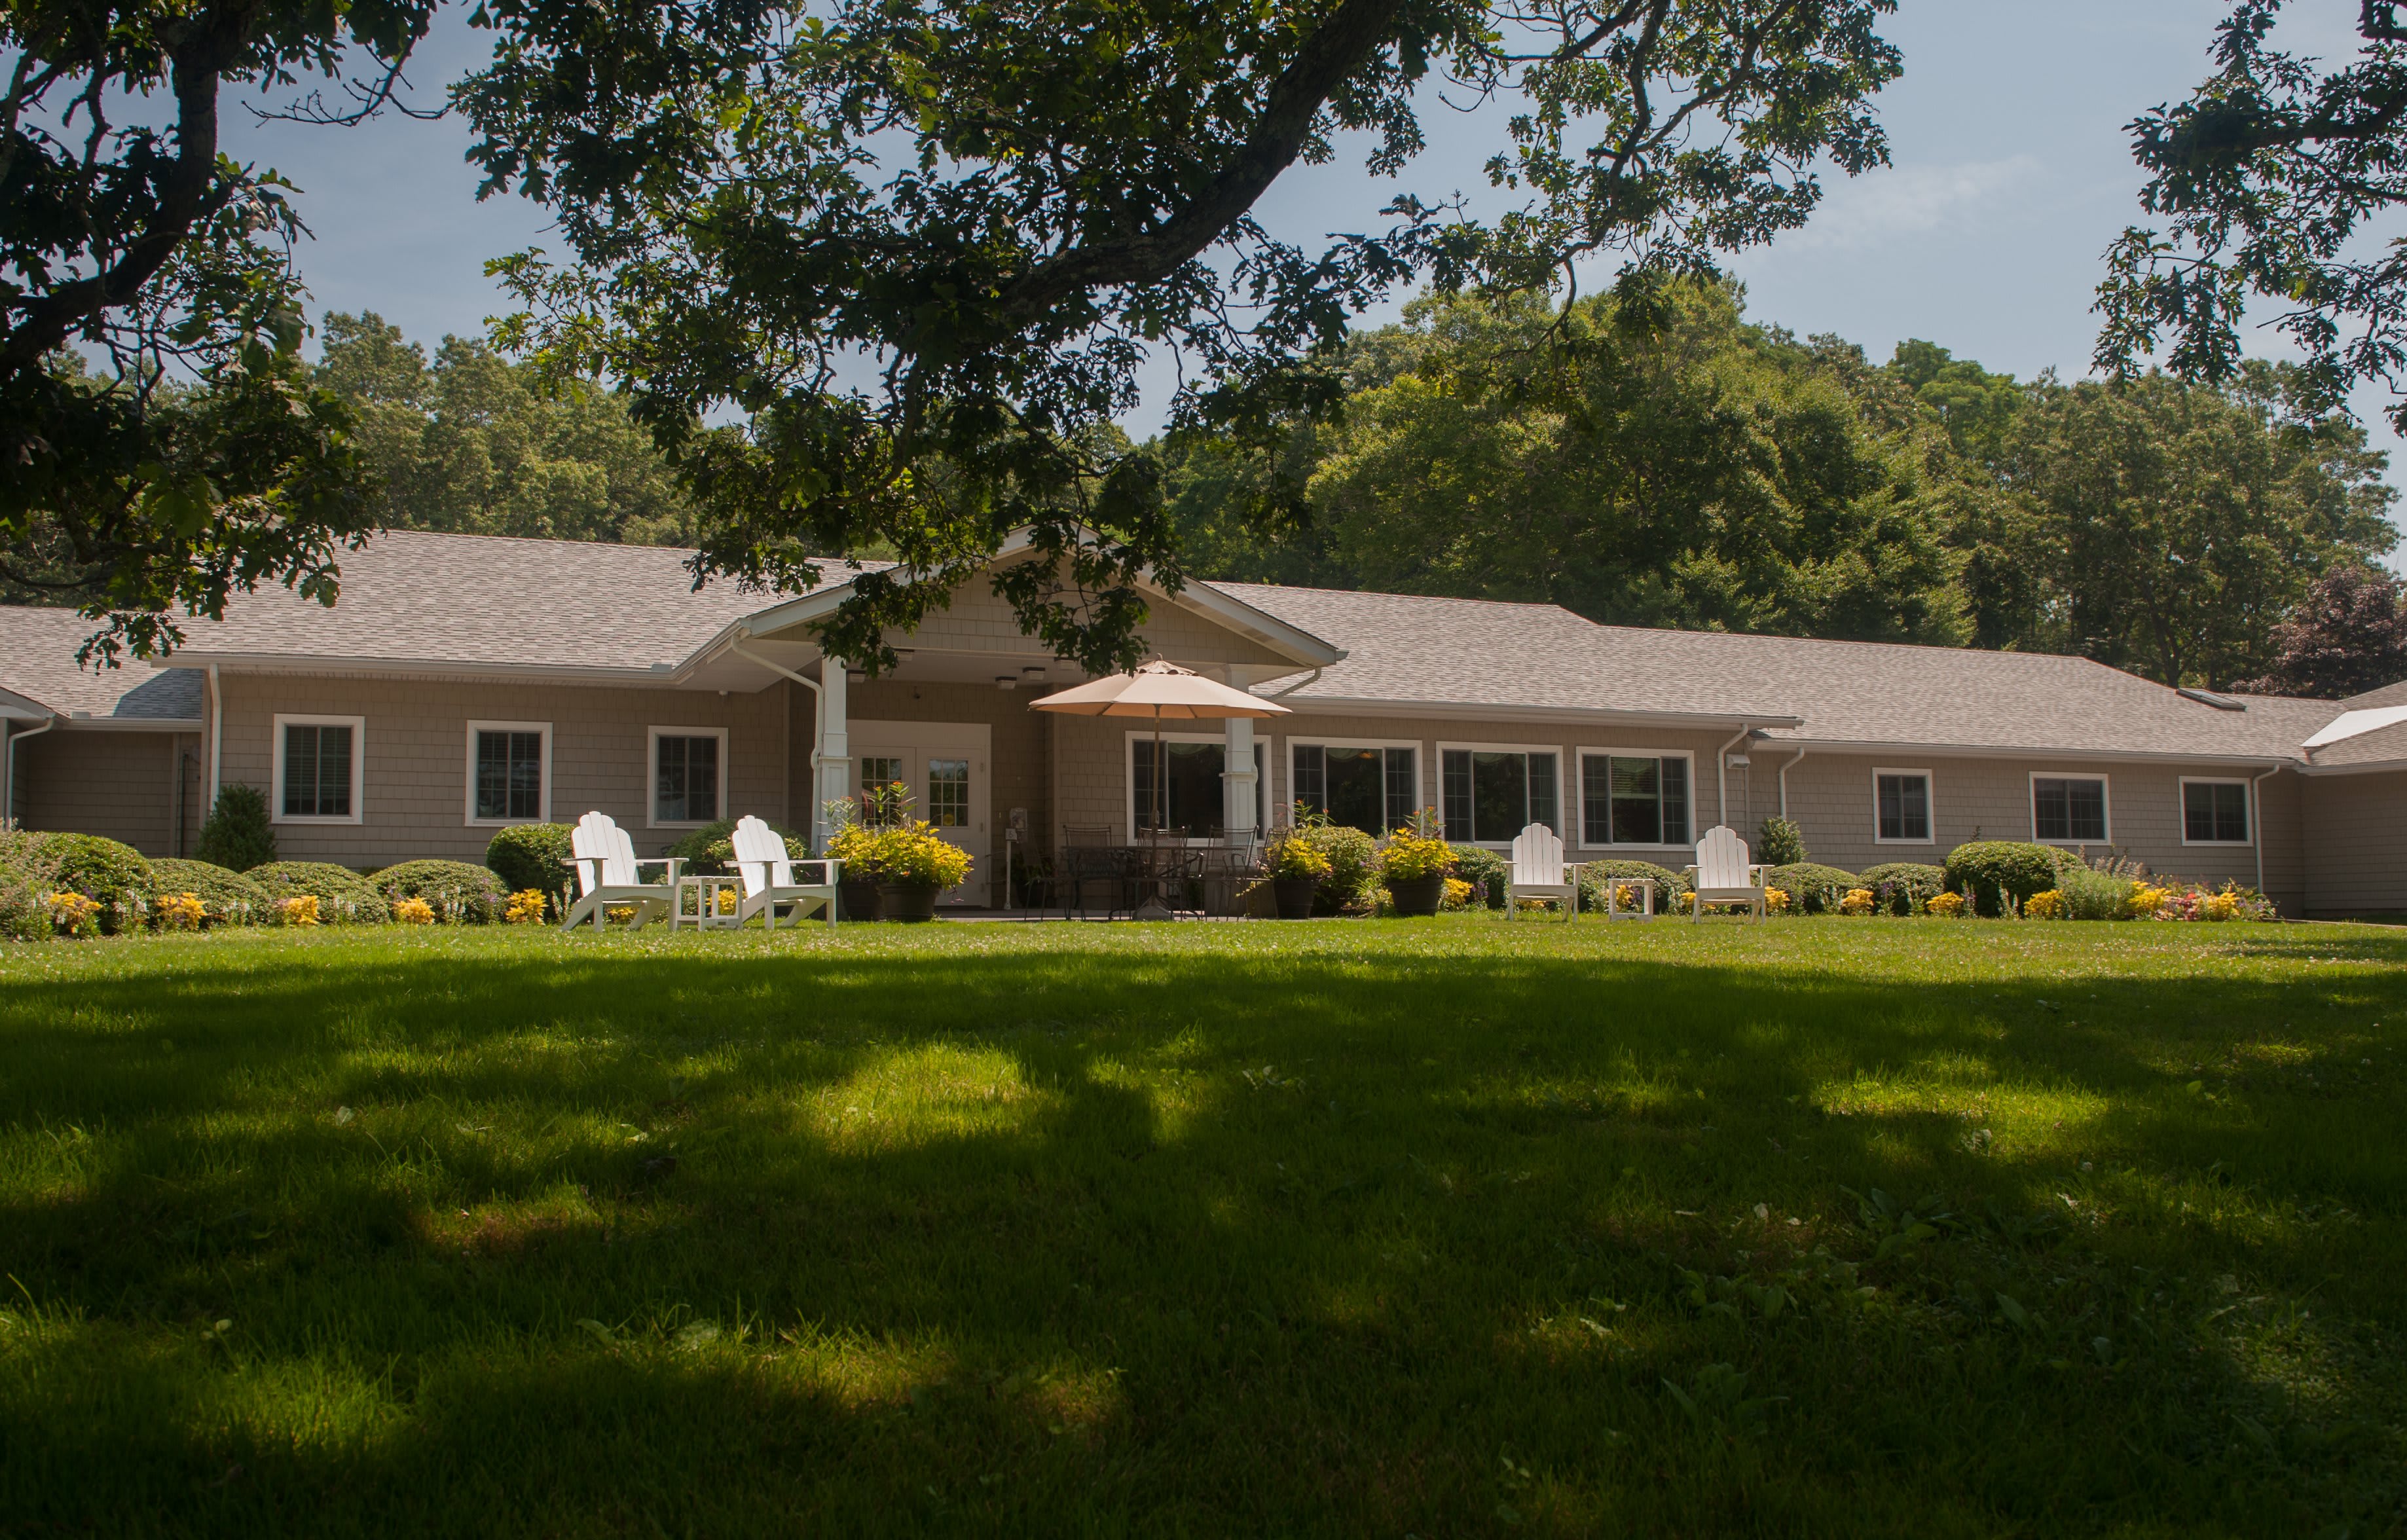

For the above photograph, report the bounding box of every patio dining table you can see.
[1059,843,1254,919]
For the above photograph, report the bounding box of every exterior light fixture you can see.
[996,675,1017,691]
[1021,665,1048,684]
[844,667,867,686]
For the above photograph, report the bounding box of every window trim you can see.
[1277,735,1423,835]
[2028,770,2111,845]
[1126,730,1269,845]
[271,713,366,826]
[464,720,553,828]
[2178,775,2254,847]
[1572,747,1698,851]
[1870,765,1937,847]
[1437,739,1564,847]
[646,724,730,829]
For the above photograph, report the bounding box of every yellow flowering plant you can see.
[1925,892,1967,917]
[2023,889,2068,920]
[1376,815,1456,883]
[1763,887,1791,913]
[154,891,206,930]
[394,896,436,925]
[504,889,549,925]
[1838,887,1875,915]
[1440,876,1475,910]
[46,891,101,936]
[271,894,321,927]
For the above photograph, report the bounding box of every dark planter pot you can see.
[838,877,883,922]
[1273,877,1321,919]
[1388,872,1447,917]
[879,881,942,923]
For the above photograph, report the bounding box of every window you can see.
[649,727,726,826]
[1290,742,1416,835]
[2182,779,2251,844]
[1874,769,1933,844]
[1441,747,1559,843]
[858,755,905,792]
[466,721,549,824]
[927,757,970,828]
[272,714,363,823]
[1135,738,1266,839]
[1578,753,1690,846]
[2032,775,2108,843]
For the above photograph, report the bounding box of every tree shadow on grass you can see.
[2,925,2404,1535]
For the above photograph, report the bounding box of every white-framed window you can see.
[648,725,728,827]
[466,720,551,826]
[272,714,365,824]
[1439,742,1560,844]
[1126,732,1268,841]
[1872,767,1935,845]
[1287,738,1419,835]
[1575,750,1693,848]
[2030,773,2109,844]
[2181,777,2252,845]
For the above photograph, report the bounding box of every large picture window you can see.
[272,714,363,823]
[1290,742,1415,835]
[468,721,549,824]
[2032,775,2108,843]
[1442,747,1559,843]
[1874,769,1932,843]
[1579,753,1690,847]
[2182,779,2250,845]
[650,727,726,826]
[1134,738,1266,840]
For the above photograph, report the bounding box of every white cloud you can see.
[1782,155,2043,252]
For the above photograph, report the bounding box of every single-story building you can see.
[5,528,2404,916]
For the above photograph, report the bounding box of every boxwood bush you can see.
[250,862,390,924]
[374,860,506,923]
[147,858,268,927]
[40,834,155,934]
[1299,821,1378,914]
[1448,845,1509,909]
[0,826,64,941]
[1856,862,1949,916]
[1578,860,1691,913]
[1943,841,2063,917]
[1766,862,1859,915]
[486,823,576,897]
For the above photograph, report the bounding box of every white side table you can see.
[674,874,743,930]
[1604,875,1657,920]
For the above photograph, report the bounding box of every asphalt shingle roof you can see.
[0,607,202,721]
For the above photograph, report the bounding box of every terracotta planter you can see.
[1387,872,1447,917]
[879,881,942,923]
[837,877,883,922]
[1273,877,1321,919]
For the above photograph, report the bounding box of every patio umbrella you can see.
[1030,661,1290,904]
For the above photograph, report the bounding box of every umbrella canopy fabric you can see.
[1027,660,1290,720]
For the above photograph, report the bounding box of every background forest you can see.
[310,285,2402,696]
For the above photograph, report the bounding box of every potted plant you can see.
[871,820,974,922]
[1377,811,1456,917]
[823,798,885,920]
[1264,830,1332,919]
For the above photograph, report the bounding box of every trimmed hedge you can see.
[1300,822,1378,914]
[375,860,506,923]
[1766,862,1859,915]
[1856,862,1949,917]
[1449,845,1509,909]
[148,858,268,926]
[486,823,576,898]
[251,862,390,924]
[1943,841,2061,917]
[41,833,155,934]
[1578,860,1692,913]
[0,826,64,941]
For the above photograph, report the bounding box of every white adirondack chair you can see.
[1504,822,1581,921]
[1685,824,1767,920]
[731,815,841,930]
[560,811,679,931]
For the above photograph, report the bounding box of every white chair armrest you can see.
[629,856,683,887]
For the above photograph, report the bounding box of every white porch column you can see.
[1222,665,1259,849]
[815,656,851,850]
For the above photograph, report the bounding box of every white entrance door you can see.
[850,720,993,905]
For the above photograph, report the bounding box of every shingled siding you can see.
[796,678,1052,875]
[212,673,786,867]
[1740,751,2306,911]
[13,729,198,857]
[2303,770,2407,915]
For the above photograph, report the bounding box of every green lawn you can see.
[3,917,2402,1537]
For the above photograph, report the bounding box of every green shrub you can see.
[1448,845,1509,909]
[2057,864,2139,921]
[1766,862,1858,915]
[1943,841,2062,917]
[1298,820,1378,914]
[373,860,506,923]
[1856,862,1949,916]
[486,823,576,898]
[39,833,155,934]
[148,858,268,926]
[665,816,807,876]
[0,826,64,941]
[193,783,276,871]
[250,862,390,924]
[1755,816,1807,867]
[1577,860,1691,913]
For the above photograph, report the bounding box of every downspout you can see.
[1778,746,1809,821]
[206,664,223,809]
[2251,763,2280,900]
[1716,724,1751,830]
[1267,667,1323,698]
[727,636,826,847]
[3,716,56,829]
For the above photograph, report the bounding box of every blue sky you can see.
[225,1,2404,520]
